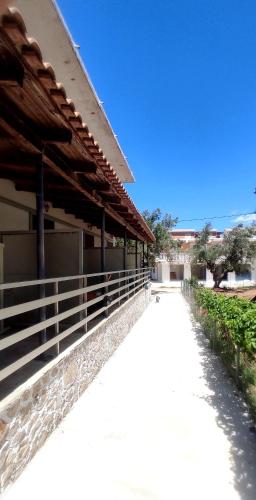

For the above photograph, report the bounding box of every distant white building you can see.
[153,228,256,286]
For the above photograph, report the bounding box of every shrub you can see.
[194,288,256,354]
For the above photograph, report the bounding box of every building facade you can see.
[153,229,256,286]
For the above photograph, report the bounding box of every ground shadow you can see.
[191,314,256,499]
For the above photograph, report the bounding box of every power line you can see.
[178,212,256,223]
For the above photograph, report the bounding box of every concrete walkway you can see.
[3,290,256,500]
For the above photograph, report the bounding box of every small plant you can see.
[183,277,202,288]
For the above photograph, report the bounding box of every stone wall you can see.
[0,287,151,493]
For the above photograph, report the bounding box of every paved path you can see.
[4,290,256,499]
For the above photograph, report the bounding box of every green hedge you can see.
[194,288,256,353]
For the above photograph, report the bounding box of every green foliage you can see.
[192,223,256,288]
[241,366,256,386]
[195,288,256,353]
[184,277,201,288]
[142,208,178,265]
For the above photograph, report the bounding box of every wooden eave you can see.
[0,7,155,243]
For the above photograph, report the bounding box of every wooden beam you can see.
[0,95,149,241]
[124,214,135,221]
[109,203,129,212]
[32,125,72,144]
[0,42,24,86]
[72,161,97,174]
[15,179,75,193]
[0,152,43,168]
[89,181,110,192]
[51,199,96,209]
[100,192,121,204]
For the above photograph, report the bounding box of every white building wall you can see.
[0,179,112,244]
[157,261,170,282]
[0,202,29,231]
[184,263,191,280]
[251,260,256,281]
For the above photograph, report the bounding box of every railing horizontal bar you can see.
[86,267,147,278]
[0,294,103,351]
[0,279,150,383]
[0,274,149,349]
[110,279,148,307]
[0,271,149,321]
[0,268,149,291]
[107,275,147,298]
[0,304,106,383]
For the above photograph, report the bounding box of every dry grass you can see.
[215,287,256,301]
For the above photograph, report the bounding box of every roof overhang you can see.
[0,6,155,243]
[11,0,135,183]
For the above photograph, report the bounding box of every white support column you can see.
[157,261,170,282]
[228,271,236,287]
[251,260,256,283]
[183,263,191,280]
[206,268,213,287]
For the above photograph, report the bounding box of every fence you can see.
[0,267,150,389]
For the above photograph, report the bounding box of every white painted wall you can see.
[0,179,113,243]
[251,260,256,281]
[157,261,170,282]
[0,202,29,231]
[94,236,101,248]
[45,232,83,277]
[3,233,37,282]
[184,263,191,280]
[2,231,84,282]
[84,248,140,273]
[0,244,3,284]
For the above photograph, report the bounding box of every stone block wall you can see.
[0,287,151,493]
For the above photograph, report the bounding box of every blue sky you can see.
[58,0,256,230]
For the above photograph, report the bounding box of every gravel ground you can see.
[3,290,256,500]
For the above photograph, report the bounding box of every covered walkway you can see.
[4,289,256,499]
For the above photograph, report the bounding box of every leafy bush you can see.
[195,288,256,353]
[183,277,202,288]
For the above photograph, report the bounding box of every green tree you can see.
[192,223,256,288]
[142,208,178,265]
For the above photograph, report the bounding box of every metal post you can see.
[54,281,60,355]
[135,238,138,293]
[83,276,87,333]
[101,209,108,317]
[135,238,138,269]
[123,228,127,299]
[101,208,106,273]
[79,231,84,323]
[118,271,121,307]
[129,270,132,298]
[123,228,127,271]
[36,156,47,345]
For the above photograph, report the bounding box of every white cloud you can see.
[234,214,256,223]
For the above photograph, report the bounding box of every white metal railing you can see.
[0,268,150,385]
[169,252,191,264]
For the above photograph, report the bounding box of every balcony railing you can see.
[170,252,191,264]
[0,268,150,390]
